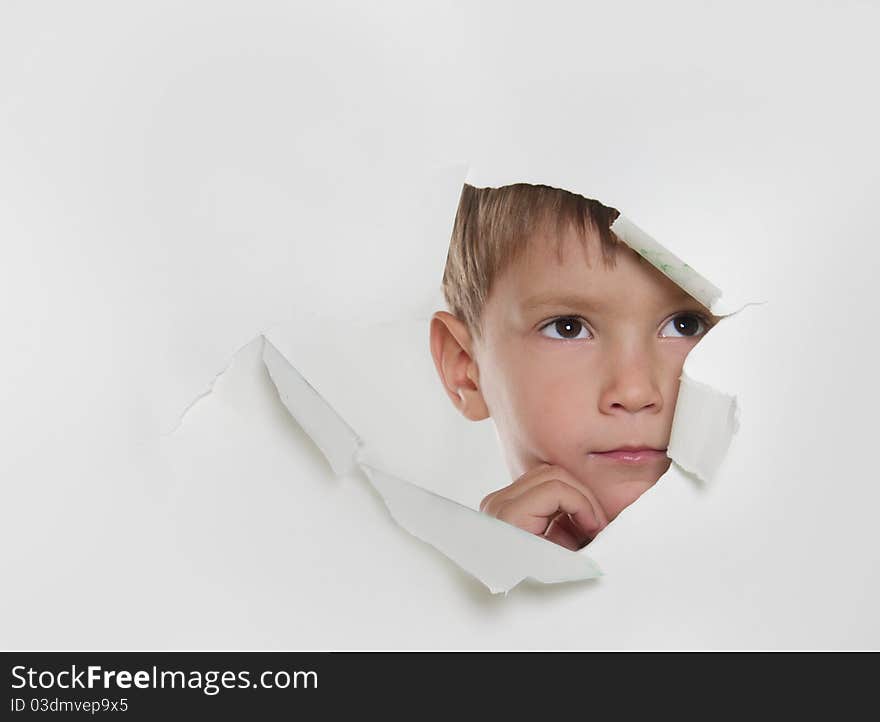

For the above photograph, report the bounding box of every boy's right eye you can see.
[539,317,592,340]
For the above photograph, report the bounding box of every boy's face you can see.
[434,222,717,522]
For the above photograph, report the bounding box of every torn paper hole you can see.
[236,180,749,595]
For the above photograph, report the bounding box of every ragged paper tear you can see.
[610,214,724,314]
[249,171,752,594]
[668,372,739,482]
[261,332,601,594]
[361,464,601,594]
[262,337,363,478]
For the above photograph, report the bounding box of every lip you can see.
[589,447,668,464]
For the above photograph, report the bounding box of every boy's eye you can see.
[659,313,709,338]
[539,317,592,340]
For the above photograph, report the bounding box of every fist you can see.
[479,464,609,551]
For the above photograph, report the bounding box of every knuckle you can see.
[481,489,510,517]
[541,478,570,499]
[547,478,568,493]
[481,498,498,516]
[538,465,577,487]
[495,502,516,524]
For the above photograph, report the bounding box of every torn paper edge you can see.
[668,372,740,482]
[262,336,364,478]
[610,213,725,314]
[664,300,766,482]
[360,463,601,595]
[162,334,269,436]
[260,333,602,594]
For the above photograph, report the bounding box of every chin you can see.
[601,479,658,521]
[651,458,673,481]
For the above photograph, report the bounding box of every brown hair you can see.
[441,182,622,339]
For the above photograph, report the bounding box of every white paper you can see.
[6,2,878,648]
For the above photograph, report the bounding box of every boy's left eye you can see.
[659,313,709,338]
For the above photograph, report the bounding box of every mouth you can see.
[589,446,669,464]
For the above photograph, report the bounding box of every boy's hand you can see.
[479,464,609,551]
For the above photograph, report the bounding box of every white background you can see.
[2,1,878,649]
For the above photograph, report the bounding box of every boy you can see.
[429,183,717,551]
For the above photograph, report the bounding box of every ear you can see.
[429,311,490,421]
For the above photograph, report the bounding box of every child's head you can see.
[430,183,717,521]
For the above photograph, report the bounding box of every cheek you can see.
[502,355,597,451]
[660,344,696,410]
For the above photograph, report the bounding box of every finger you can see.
[553,507,605,542]
[479,463,555,513]
[495,480,603,538]
[544,513,587,551]
[484,465,609,529]
[547,512,598,548]
[481,463,587,516]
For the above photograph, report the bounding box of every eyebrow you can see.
[520,290,702,313]
[520,293,607,312]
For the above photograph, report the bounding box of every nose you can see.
[598,347,664,415]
